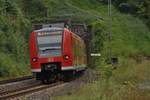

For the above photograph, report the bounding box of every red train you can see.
[29,26,87,83]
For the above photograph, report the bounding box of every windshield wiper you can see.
[41,47,61,51]
[43,48,58,51]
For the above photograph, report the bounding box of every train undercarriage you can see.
[34,62,81,84]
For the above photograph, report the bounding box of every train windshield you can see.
[37,31,63,57]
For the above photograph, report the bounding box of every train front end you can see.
[29,27,73,83]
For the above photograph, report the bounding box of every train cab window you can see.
[37,31,63,57]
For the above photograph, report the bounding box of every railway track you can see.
[0,82,63,100]
[0,71,87,100]
[0,76,34,85]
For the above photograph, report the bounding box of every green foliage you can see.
[23,0,47,19]
[109,0,150,29]
[110,14,150,57]
[0,0,31,78]
[0,52,30,77]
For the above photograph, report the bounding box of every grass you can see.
[53,59,150,100]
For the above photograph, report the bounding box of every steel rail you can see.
[0,76,34,85]
[0,82,63,100]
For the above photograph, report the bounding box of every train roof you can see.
[34,27,64,32]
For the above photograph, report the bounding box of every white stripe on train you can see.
[31,65,86,72]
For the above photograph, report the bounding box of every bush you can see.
[118,3,131,13]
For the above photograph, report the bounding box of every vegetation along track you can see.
[0,76,34,85]
[0,81,64,100]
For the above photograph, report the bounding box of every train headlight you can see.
[64,55,69,60]
[32,57,38,62]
